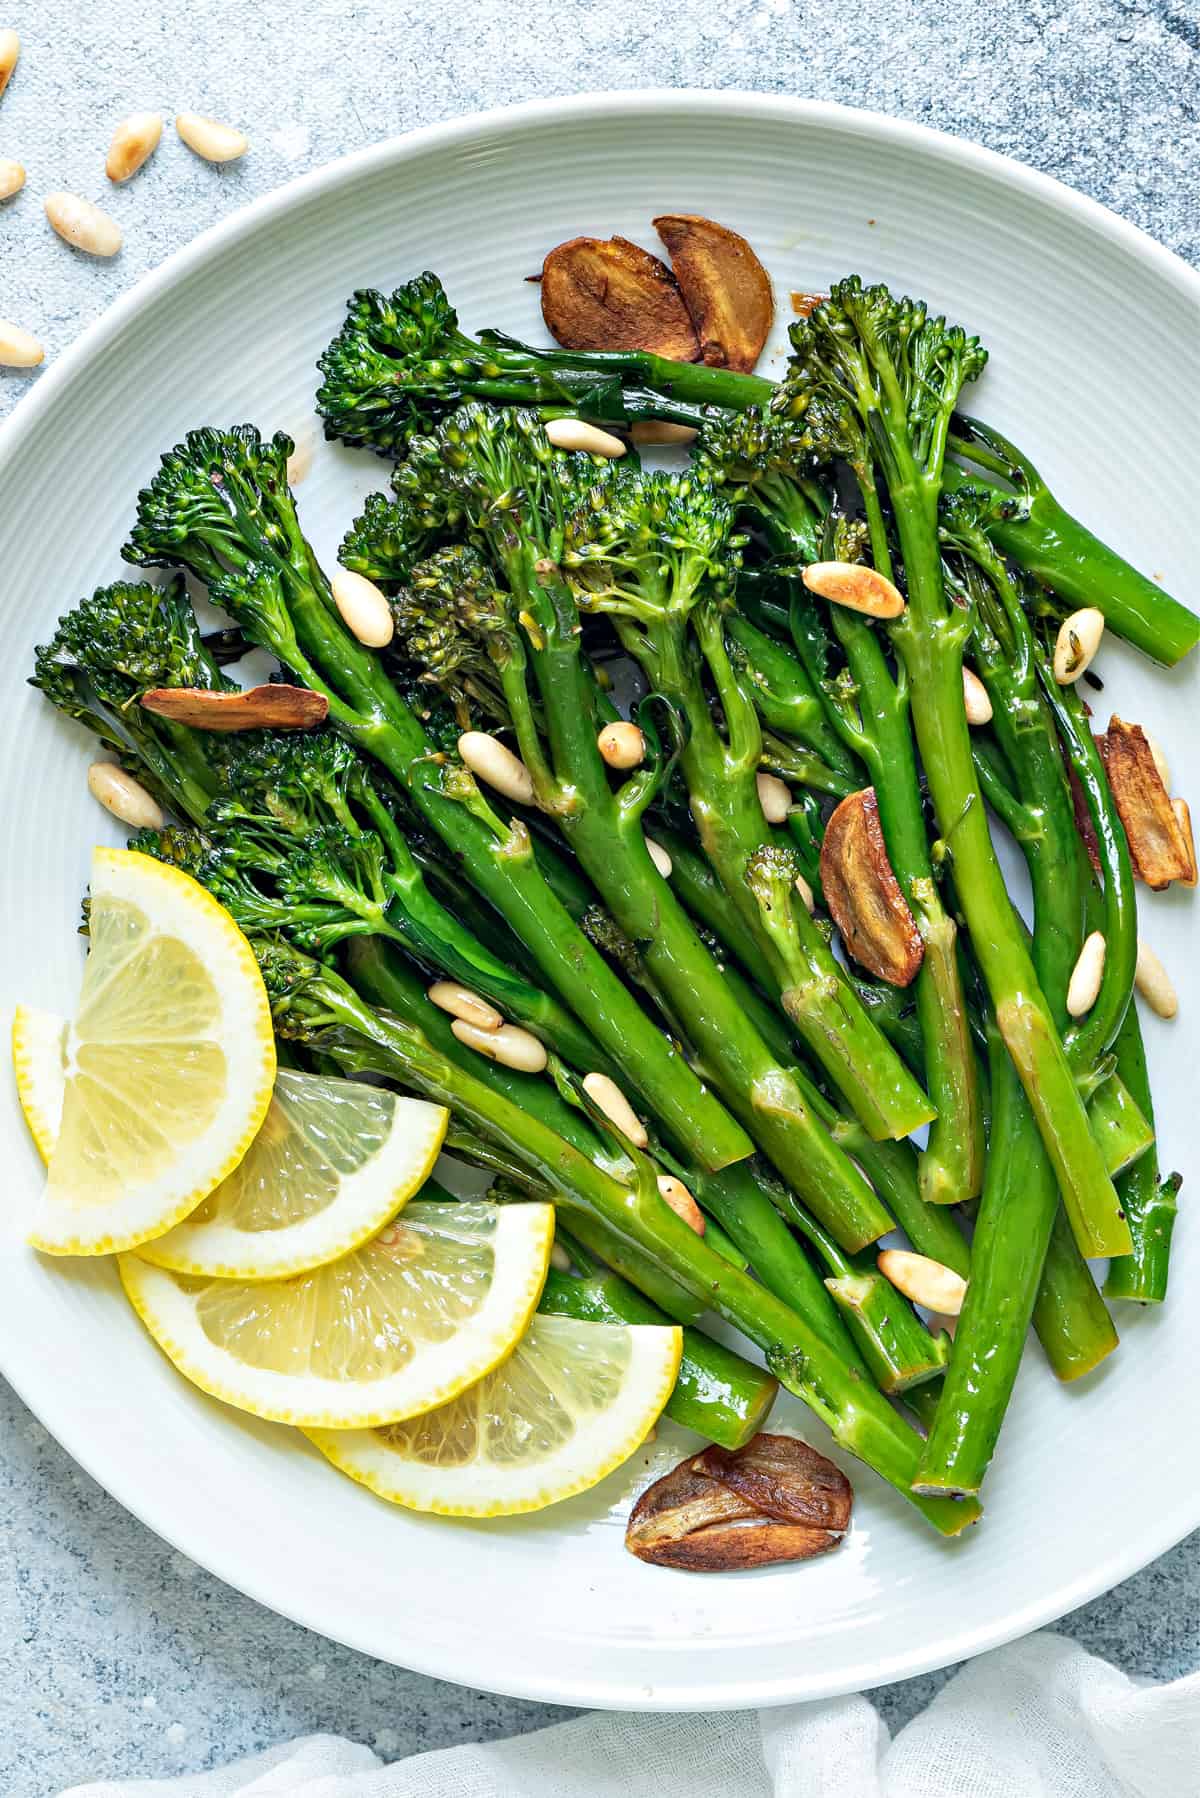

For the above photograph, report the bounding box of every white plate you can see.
[1,92,1197,1711]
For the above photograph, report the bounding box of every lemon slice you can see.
[14,1018,447,1281]
[118,1198,554,1428]
[28,848,276,1256]
[307,1312,682,1516]
[12,1005,68,1165]
[140,1070,448,1279]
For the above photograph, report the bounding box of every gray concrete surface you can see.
[1,0,1197,1792]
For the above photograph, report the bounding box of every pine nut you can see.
[1144,731,1171,793]
[544,418,627,458]
[962,666,993,725]
[756,770,792,823]
[1172,798,1197,887]
[176,112,249,163]
[87,762,164,830]
[427,981,503,1032]
[0,317,44,367]
[644,835,672,879]
[0,29,18,99]
[105,112,163,183]
[457,731,536,805]
[1066,930,1106,1017]
[794,872,815,913]
[1134,938,1177,1020]
[331,567,394,648]
[629,421,698,447]
[44,192,122,257]
[1053,608,1105,685]
[597,720,645,769]
[450,1018,547,1073]
[877,1248,967,1317]
[0,157,24,199]
[802,561,905,619]
[549,1241,572,1273]
[582,1072,649,1147]
[656,1173,705,1235]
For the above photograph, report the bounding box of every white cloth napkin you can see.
[60,1631,1200,1798]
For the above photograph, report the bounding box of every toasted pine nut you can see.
[629,421,698,446]
[962,666,993,725]
[0,29,18,99]
[794,872,815,913]
[87,761,164,830]
[756,770,792,824]
[544,417,627,458]
[1172,797,1197,887]
[428,981,503,1032]
[1144,730,1171,793]
[457,731,536,805]
[1066,930,1106,1017]
[549,1241,572,1273]
[802,561,905,619]
[105,112,163,183]
[877,1248,967,1317]
[656,1173,705,1235]
[0,317,44,367]
[1053,608,1105,684]
[582,1072,649,1147]
[597,720,645,769]
[1135,938,1177,1020]
[0,157,24,199]
[176,111,249,163]
[450,1018,547,1073]
[331,567,394,648]
[644,835,672,879]
[44,192,122,257]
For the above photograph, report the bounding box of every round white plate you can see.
[1,92,1197,1711]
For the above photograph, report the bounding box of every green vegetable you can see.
[121,423,750,1173]
[695,410,984,1210]
[562,461,932,1146]
[783,277,1128,1260]
[391,403,896,1251]
[321,276,1196,667]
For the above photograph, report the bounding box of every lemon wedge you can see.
[307,1312,682,1516]
[16,1009,447,1281]
[140,1070,448,1280]
[27,848,275,1256]
[118,1198,554,1428]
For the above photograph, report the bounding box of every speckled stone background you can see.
[1,2,1197,1793]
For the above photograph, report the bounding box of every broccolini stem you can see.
[822,597,984,1207]
[646,602,934,1146]
[915,1021,1064,1496]
[879,451,1129,1255]
[723,610,863,782]
[945,424,1199,666]
[216,557,752,1174]
[524,575,897,1249]
[1103,1005,1181,1305]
